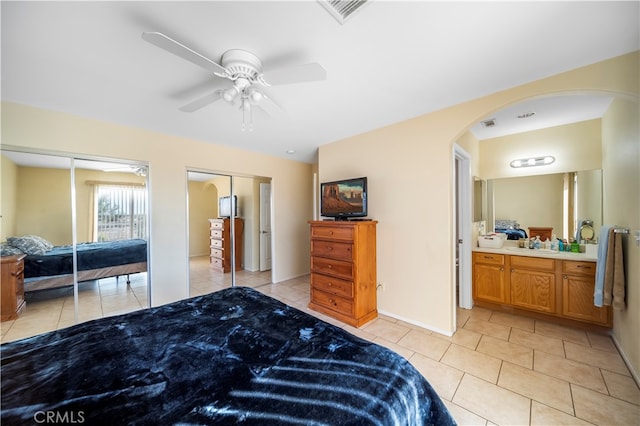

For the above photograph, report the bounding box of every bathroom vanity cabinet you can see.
[473,250,611,328]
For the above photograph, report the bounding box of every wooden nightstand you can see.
[1,254,27,321]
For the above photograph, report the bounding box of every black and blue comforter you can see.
[23,238,147,279]
[1,287,456,425]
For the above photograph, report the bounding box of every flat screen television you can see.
[320,177,367,220]
[219,195,237,218]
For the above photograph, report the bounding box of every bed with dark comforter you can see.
[1,286,456,425]
[22,239,147,292]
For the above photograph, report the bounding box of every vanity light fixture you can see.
[510,155,555,168]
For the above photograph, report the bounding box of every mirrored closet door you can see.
[187,171,272,297]
[1,149,149,342]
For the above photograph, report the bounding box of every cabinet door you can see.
[562,274,610,325]
[473,263,506,303]
[510,269,555,313]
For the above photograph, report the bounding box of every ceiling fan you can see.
[142,32,327,130]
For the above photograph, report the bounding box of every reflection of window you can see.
[94,184,147,241]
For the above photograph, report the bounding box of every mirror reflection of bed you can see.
[0,151,150,341]
[187,171,272,297]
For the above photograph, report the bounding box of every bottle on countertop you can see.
[534,236,541,249]
[570,238,580,253]
[544,238,551,250]
[550,234,558,251]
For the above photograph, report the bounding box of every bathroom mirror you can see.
[488,169,602,240]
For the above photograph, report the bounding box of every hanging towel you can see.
[595,226,626,309]
[594,225,612,307]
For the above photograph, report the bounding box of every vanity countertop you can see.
[473,241,597,262]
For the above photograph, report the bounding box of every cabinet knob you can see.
[327,265,332,269]
[328,282,333,287]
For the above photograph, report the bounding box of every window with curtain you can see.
[93,184,147,242]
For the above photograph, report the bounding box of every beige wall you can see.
[188,180,217,257]
[2,102,314,306]
[7,165,146,246]
[0,155,19,241]
[319,51,639,379]
[602,96,640,380]
[479,119,602,180]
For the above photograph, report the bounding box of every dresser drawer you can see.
[210,257,223,270]
[210,239,223,249]
[210,221,223,230]
[563,260,596,276]
[311,240,353,260]
[311,226,354,241]
[311,273,353,299]
[210,229,223,239]
[311,256,353,280]
[473,252,504,265]
[311,289,353,316]
[511,255,555,272]
[210,248,223,259]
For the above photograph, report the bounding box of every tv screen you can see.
[320,177,367,220]
[219,195,237,218]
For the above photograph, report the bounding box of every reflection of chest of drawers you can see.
[1,254,26,322]
[209,218,244,273]
[308,221,377,327]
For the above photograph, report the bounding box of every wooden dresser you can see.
[1,254,27,322]
[308,220,377,327]
[209,218,244,273]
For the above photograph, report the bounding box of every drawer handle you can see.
[327,246,333,251]
[576,265,592,270]
[327,282,333,287]
[483,255,493,259]
[327,265,332,269]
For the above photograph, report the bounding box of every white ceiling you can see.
[2,1,638,163]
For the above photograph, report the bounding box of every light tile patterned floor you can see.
[256,277,640,426]
[3,269,639,425]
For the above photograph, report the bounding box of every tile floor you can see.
[2,268,638,425]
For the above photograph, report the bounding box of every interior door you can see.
[259,182,272,272]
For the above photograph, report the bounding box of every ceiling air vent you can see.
[481,118,497,128]
[317,0,370,24]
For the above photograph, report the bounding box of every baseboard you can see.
[611,334,640,387]
[377,309,454,337]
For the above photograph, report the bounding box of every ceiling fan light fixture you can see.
[223,87,238,102]
[248,89,263,103]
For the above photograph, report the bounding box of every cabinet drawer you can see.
[311,256,353,280]
[473,252,504,265]
[210,248,223,259]
[311,288,353,316]
[210,229,223,239]
[311,240,353,260]
[511,255,555,272]
[563,261,596,276]
[210,221,223,230]
[210,239,223,249]
[311,226,353,241]
[210,257,223,270]
[311,273,353,299]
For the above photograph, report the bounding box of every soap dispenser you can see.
[534,236,541,249]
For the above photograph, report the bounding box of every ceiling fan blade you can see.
[179,90,224,112]
[142,32,227,75]
[263,63,327,86]
[255,88,285,117]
